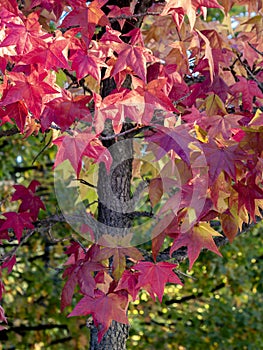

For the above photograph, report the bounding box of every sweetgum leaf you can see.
[230,76,263,112]
[0,212,34,242]
[115,270,141,301]
[53,133,112,176]
[170,222,222,269]
[133,261,183,302]
[12,180,46,221]
[68,290,129,342]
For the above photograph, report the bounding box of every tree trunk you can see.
[89,126,133,349]
[89,321,130,350]
[88,1,154,346]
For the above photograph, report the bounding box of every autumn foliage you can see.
[0,0,263,344]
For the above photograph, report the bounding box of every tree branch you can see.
[0,127,20,138]
[0,323,69,334]
[109,11,161,22]
[99,125,154,141]
[236,52,263,91]
[248,42,263,56]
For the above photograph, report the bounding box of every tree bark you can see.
[89,76,134,350]
[88,121,133,349]
[88,0,155,347]
[89,321,130,350]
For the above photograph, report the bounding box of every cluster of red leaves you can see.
[61,241,182,341]
[0,0,263,340]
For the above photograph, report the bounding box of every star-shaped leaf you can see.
[0,12,47,55]
[23,38,70,70]
[0,212,34,242]
[230,76,263,112]
[41,93,91,131]
[53,132,112,176]
[0,71,59,118]
[68,290,129,342]
[71,47,107,81]
[115,270,141,301]
[112,45,155,83]
[12,180,46,220]
[133,261,182,302]
[233,175,263,221]
[170,222,222,269]
[146,125,194,165]
[60,0,109,39]
[97,234,143,280]
[202,140,247,183]
[61,261,105,311]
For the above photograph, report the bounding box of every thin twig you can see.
[62,69,93,95]
[174,91,192,105]
[75,178,97,189]
[236,52,263,90]
[109,12,161,22]
[0,127,20,138]
[100,125,154,141]
[0,229,35,263]
[248,42,263,56]
[32,132,53,165]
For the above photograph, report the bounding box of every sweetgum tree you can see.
[0,0,263,349]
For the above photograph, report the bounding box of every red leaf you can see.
[68,290,129,342]
[133,261,182,302]
[4,101,28,132]
[2,255,16,274]
[61,266,79,312]
[221,210,239,243]
[115,270,140,301]
[0,280,5,300]
[0,305,7,325]
[23,38,70,70]
[53,133,95,176]
[151,212,181,261]
[170,222,222,269]
[0,212,34,242]
[53,132,112,176]
[112,45,152,82]
[233,176,263,221]
[161,0,223,30]
[71,48,106,81]
[146,125,193,166]
[41,93,92,131]
[0,12,47,56]
[230,76,263,112]
[61,244,105,311]
[0,0,19,15]
[61,261,104,311]
[107,6,132,30]
[12,180,46,220]
[202,113,243,139]
[202,140,247,183]
[60,0,109,39]
[0,71,58,118]
[97,235,143,281]
[149,178,163,207]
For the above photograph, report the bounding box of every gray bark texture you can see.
[89,321,130,350]
[90,118,133,350]
[88,1,154,348]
